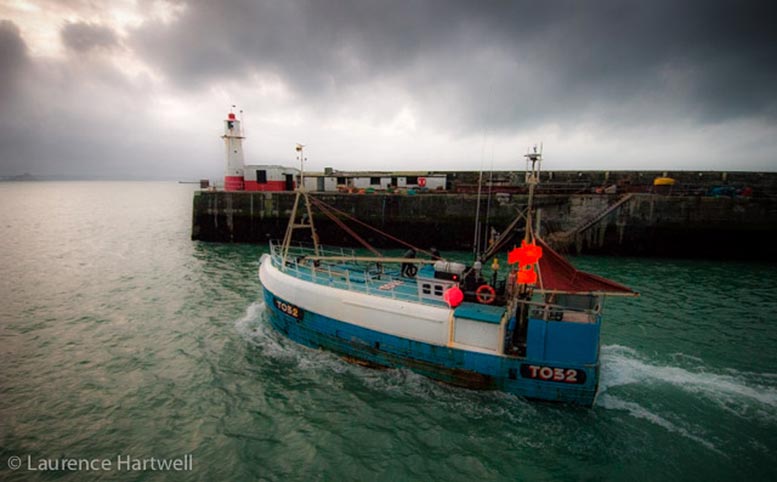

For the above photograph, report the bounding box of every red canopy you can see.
[534,237,637,296]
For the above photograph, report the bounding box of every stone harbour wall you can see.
[192,191,777,259]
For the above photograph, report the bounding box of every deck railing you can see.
[268,240,432,304]
[267,241,602,322]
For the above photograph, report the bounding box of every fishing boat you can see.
[258,147,637,406]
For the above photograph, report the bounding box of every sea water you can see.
[1,182,775,481]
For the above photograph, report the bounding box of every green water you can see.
[1,182,775,481]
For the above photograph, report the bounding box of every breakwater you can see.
[191,191,777,259]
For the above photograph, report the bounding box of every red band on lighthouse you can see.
[224,176,245,191]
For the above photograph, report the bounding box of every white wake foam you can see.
[232,302,534,418]
[600,345,777,411]
[233,301,301,362]
[234,301,392,376]
[598,393,721,453]
[233,301,267,342]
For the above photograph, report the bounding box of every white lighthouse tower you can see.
[222,111,245,191]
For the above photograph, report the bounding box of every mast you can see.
[472,144,544,265]
[296,143,306,190]
[281,144,319,267]
[508,144,543,303]
[523,144,542,242]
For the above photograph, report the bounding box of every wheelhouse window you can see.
[257,170,267,184]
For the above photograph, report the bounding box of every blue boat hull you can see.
[262,287,599,406]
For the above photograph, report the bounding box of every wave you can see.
[233,301,303,363]
[600,344,777,427]
[233,301,267,342]
[235,309,777,437]
[234,301,404,378]
[232,302,537,420]
[598,393,721,453]
[601,345,777,406]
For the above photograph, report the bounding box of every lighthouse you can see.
[222,111,245,191]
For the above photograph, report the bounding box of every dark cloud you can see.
[0,20,30,162]
[526,1,777,122]
[0,19,214,179]
[132,0,777,132]
[1,1,776,178]
[61,21,119,52]
[0,19,25,64]
[0,20,27,100]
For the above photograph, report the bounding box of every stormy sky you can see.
[1,0,775,180]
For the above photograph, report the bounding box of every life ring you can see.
[418,177,427,187]
[475,284,496,304]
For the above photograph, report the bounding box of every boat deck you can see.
[267,242,450,307]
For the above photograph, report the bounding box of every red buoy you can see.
[443,286,464,308]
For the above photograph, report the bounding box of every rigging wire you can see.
[308,196,437,258]
[483,141,495,251]
[313,199,382,256]
[472,75,497,261]
[473,165,484,258]
[473,130,489,259]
